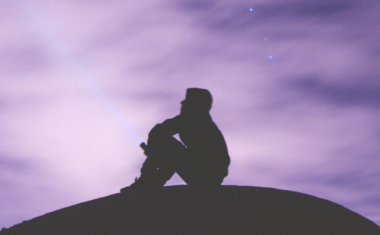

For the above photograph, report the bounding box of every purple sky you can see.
[1,0,380,228]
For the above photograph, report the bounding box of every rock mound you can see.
[1,186,379,234]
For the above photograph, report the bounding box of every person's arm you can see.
[147,115,181,144]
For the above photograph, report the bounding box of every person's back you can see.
[178,113,230,180]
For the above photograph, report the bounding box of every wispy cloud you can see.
[283,75,380,109]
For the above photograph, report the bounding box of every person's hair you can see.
[184,88,213,112]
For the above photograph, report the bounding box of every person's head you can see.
[180,88,213,115]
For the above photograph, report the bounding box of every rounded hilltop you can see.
[1,186,379,235]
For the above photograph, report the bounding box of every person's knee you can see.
[166,137,186,150]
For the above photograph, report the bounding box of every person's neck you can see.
[181,111,210,118]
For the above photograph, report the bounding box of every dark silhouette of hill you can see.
[1,186,379,235]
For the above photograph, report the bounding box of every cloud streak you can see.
[283,75,380,109]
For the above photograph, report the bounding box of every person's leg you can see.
[139,145,163,179]
[121,142,170,192]
[138,136,198,186]
[122,136,187,191]
[153,137,187,185]
[122,136,224,192]
[154,137,226,186]
[120,151,161,192]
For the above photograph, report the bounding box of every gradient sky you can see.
[1,0,379,228]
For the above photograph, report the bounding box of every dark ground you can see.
[1,186,379,235]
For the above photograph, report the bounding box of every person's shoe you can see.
[120,177,162,193]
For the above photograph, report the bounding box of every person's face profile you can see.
[180,100,187,113]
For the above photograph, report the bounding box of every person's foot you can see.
[120,177,162,193]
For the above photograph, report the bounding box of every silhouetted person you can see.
[121,88,230,192]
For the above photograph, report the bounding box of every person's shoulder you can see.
[162,115,182,125]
